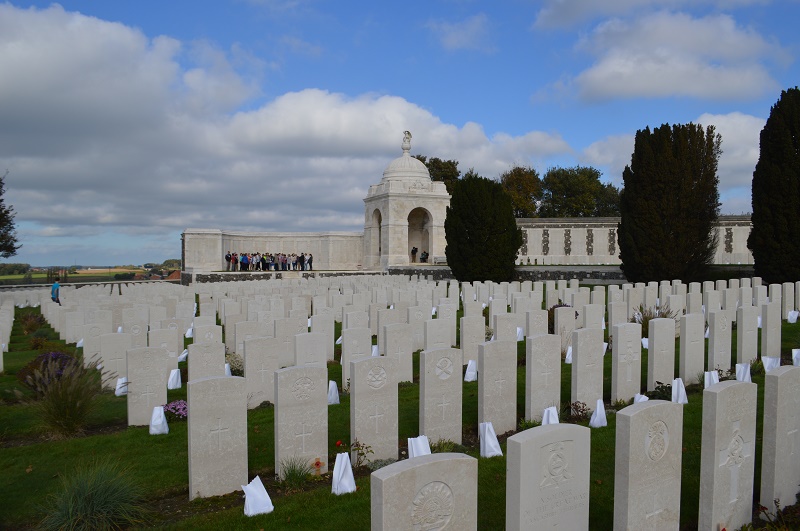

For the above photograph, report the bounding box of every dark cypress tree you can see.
[444,174,523,282]
[747,87,800,283]
[618,123,721,283]
[0,170,20,258]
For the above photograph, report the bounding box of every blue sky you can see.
[1,0,798,266]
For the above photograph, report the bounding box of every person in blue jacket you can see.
[51,277,61,305]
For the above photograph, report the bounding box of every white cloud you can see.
[573,12,781,101]
[534,0,769,28]
[426,13,495,52]
[0,4,569,265]
[581,134,635,187]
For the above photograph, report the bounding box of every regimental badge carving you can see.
[646,420,669,461]
[366,366,387,389]
[435,357,453,380]
[291,376,316,400]
[720,315,728,331]
[90,326,102,337]
[168,322,178,330]
[540,441,573,489]
[411,481,454,531]
[131,325,141,334]
[204,330,214,341]
[724,432,746,468]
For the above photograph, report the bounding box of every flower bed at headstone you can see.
[162,399,188,422]
[16,351,77,396]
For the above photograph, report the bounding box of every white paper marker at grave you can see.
[763,356,781,372]
[564,345,572,364]
[167,369,182,390]
[431,307,437,316]
[671,378,688,404]
[185,327,193,338]
[371,345,379,357]
[117,326,123,333]
[242,475,274,516]
[541,406,559,425]
[603,341,609,355]
[331,453,356,495]
[96,363,103,370]
[633,393,649,403]
[327,380,339,405]
[224,363,232,377]
[758,316,762,328]
[115,377,128,396]
[704,326,709,338]
[794,349,800,366]
[76,338,84,348]
[735,363,752,382]
[149,406,169,435]
[641,337,649,349]
[704,370,720,388]
[479,422,503,458]
[178,349,188,362]
[464,359,477,382]
[516,327,524,341]
[335,335,342,345]
[788,310,799,324]
[589,399,607,428]
[408,435,431,458]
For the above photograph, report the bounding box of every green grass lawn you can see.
[1,306,798,529]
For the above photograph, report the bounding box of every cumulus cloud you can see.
[426,13,495,52]
[534,0,769,28]
[573,12,781,101]
[0,4,569,264]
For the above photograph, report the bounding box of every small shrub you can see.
[21,357,105,438]
[162,400,187,422]
[38,458,149,531]
[646,381,672,401]
[279,456,312,491]
[609,398,631,411]
[430,438,457,453]
[28,335,48,350]
[367,458,396,471]
[565,401,591,423]
[225,352,244,377]
[750,358,765,376]
[17,351,77,397]
[485,326,494,341]
[20,313,47,335]
[349,438,374,468]
[518,417,541,431]
[630,303,678,338]
[717,366,736,381]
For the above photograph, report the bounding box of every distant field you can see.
[0,268,145,284]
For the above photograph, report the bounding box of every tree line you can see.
[414,155,621,218]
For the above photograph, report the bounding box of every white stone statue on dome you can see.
[402,130,412,153]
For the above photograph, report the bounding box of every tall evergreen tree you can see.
[747,87,800,283]
[0,170,20,258]
[444,174,523,282]
[618,123,721,282]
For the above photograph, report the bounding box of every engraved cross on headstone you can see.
[210,417,229,451]
[370,404,384,432]
[438,394,450,420]
[140,383,155,409]
[258,361,271,383]
[295,422,312,453]
[645,491,666,523]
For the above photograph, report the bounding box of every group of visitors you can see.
[225,252,313,271]
[410,247,429,263]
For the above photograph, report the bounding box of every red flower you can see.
[336,440,342,447]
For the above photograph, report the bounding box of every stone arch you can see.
[369,208,383,268]
[407,207,432,263]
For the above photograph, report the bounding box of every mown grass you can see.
[0,305,797,529]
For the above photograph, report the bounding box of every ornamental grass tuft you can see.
[38,458,149,531]
[20,355,106,438]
